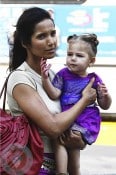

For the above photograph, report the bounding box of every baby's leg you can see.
[53,139,68,174]
[68,149,80,175]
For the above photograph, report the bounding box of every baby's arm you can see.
[40,58,61,100]
[97,82,112,110]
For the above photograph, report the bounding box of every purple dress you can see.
[52,67,103,145]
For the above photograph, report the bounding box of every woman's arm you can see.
[12,78,96,139]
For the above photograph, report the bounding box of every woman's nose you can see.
[47,37,54,46]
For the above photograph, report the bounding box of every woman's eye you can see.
[37,34,46,40]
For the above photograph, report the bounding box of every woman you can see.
[7,7,96,175]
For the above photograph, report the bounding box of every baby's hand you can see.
[97,82,108,99]
[40,58,51,79]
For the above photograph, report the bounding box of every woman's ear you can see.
[21,41,27,48]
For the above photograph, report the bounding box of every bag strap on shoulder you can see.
[0,69,37,111]
[0,71,13,111]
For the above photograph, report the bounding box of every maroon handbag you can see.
[0,72,44,175]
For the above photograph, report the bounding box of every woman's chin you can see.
[46,53,56,59]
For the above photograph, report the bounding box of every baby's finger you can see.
[47,64,51,70]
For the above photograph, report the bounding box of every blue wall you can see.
[0,4,116,61]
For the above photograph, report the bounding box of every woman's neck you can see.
[26,59,41,75]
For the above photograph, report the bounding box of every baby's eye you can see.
[51,30,56,37]
[67,52,73,56]
[76,54,83,57]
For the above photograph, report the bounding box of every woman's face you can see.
[27,19,57,59]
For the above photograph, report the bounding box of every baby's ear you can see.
[91,57,96,63]
[89,57,96,66]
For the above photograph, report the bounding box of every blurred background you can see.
[0,0,116,174]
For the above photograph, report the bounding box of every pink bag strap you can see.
[0,71,13,111]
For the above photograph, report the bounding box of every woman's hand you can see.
[82,78,97,105]
[59,130,86,150]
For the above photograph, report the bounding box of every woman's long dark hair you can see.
[9,7,54,71]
